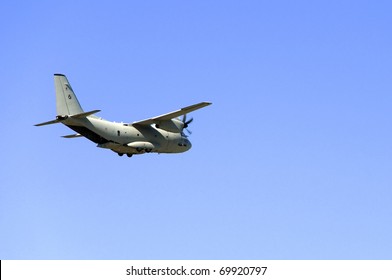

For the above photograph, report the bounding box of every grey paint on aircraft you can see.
[35,74,211,157]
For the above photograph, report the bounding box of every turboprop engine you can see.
[155,119,184,133]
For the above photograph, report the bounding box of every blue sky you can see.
[1,0,391,259]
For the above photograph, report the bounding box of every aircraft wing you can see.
[133,102,212,126]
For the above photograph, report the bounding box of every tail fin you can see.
[55,74,84,116]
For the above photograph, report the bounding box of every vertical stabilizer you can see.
[54,74,84,116]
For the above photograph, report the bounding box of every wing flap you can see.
[133,102,211,126]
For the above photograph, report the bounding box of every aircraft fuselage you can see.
[62,116,191,155]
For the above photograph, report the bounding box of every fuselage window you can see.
[117,130,120,136]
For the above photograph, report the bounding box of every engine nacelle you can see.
[155,119,184,133]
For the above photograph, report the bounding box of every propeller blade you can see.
[184,117,193,128]
[181,114,194,136]
[186,117,193,125]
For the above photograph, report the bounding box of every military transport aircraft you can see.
[35,74,211,157]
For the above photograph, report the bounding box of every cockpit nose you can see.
[184,138,192,150]
[178,137,192,151]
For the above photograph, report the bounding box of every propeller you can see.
[182,114,193,135]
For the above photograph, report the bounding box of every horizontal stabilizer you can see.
[34,119,61,126]
[71,110,101,118]
[62,133,83,138]
[35,110,100,126]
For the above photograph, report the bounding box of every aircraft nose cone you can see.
[181,138,191,151]
[186,139,192,150]
[178,137,191,152]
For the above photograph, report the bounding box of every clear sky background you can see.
[1,0,391,259]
